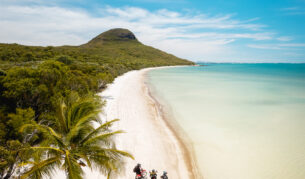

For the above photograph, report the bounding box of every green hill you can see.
[0,28,194,73]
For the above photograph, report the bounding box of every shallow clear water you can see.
[147,64,305,179]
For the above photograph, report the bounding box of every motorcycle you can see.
[135,169,147,179]
[149,170,157,179]
[161,171,168,179]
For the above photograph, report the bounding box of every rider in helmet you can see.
[161,171,168,179]
[149,169,157,179]
[133,163,142,176]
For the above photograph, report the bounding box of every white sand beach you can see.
[54,67,199,179]
[99,67,195,178]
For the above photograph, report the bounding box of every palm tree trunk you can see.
[107,170,111,179]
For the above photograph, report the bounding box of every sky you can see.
[0,0,305,63]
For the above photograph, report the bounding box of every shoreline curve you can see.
[143,67,203,179]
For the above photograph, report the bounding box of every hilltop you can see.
[85,28,138,46]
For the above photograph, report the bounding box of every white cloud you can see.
[280,6,305,15]
[276,36,293,41]
[247,44,283,50]
[281,7,300,11]
[248,43,305,50]
[0,4,300,62]
[279,43,305,47]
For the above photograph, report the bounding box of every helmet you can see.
[152,169,156,173]
[163,171,167,174]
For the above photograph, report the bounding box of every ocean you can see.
[147,63,305,179]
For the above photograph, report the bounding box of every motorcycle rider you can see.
[161,171,168,179]
[133,163,142,177]
[149,169,157,179]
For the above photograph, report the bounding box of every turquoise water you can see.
[147,64,305,179]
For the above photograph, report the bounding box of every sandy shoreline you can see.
[99,66,201,178]
[144,70,202,179]
[52,66,201,178]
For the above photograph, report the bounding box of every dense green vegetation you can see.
[0,28,194,178]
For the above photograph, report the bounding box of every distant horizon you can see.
[1,0,305,63]
[195,61,305,64]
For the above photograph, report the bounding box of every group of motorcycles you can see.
[134,164,168,179]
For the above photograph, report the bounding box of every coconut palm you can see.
[20,94,133,179]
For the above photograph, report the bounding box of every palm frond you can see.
[67,99,101,128]
[20,123,65,148]
[83,130,124,147]
[56,101,68,134]
[21,156,61,179]
[80,119,120,145]
[26,147,64,154]
[64,150,83,179]
[66,111,100,143]
[103,148,134,160]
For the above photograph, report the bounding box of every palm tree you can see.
[20,94,133,179]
